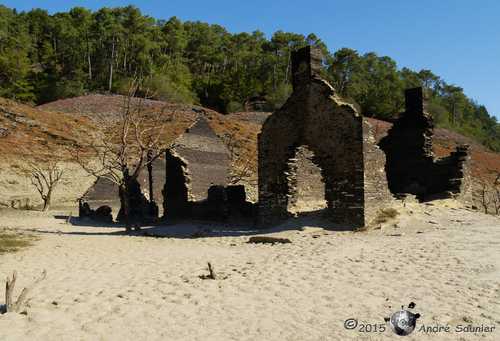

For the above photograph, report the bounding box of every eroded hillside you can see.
[1,95,499,212]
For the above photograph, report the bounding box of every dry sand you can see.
[1,201,499,341]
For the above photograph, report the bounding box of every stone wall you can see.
[162,151,190,218]
[80,158,165,220]
[445,144,472,202]
[258,45,394,227]
[379,87,437,196]
[80,177,120,215]
[287,145,327,213]
[162,117,231,218]
[80,117,240,223]
[379,87,472,202]
[143,157,166,216]
[362,119,396,223]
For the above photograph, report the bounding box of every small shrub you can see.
[119,75,200,105]
[353,226,368,233]
[374,208,399,223]
[226,100,245,114]
[18,203,37,211]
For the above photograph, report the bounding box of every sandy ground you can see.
[0,201,499,341]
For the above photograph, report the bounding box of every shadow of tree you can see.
[50,209,355,239]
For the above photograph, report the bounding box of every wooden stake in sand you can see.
[5,270,47,313]
[207,262,220,280]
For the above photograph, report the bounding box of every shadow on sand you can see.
[51,209,356,239]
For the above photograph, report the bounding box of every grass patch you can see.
[374,208,399,224]
[0,229,37,254]
[353,226,368,233]
[18,204,38,211]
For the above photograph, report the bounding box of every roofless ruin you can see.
[258,46,471,226]
[257,46,394,226]
[80,45,472,228]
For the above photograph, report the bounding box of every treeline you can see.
[1,5,499,151]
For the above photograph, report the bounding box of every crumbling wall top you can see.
[291,45,323,90]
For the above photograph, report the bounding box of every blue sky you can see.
[5,0,500,119]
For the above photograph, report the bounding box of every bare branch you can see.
[73,83,172,232]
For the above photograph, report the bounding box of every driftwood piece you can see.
[207,262,220,280]
[143,231,165,238]
[6,270,47,313]
[248,236,292,244]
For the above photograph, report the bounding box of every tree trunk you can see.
[273,60,277,94]
[163,50,172,76]
[83,22,92,89]
[123,41,128,76]
[42,186,53,212]
[120,185,132,233]
[108,34,115,92]
[147,151,155,216]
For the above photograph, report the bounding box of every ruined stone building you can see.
[257,46,394,226]
[162,117,233,219]
[80,47,471,227]
[80,117,233,221]
[80,178,121,217]
[79,158,165,220]
[379,86,472,202]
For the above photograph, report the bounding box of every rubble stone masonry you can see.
[379,87,472,202]
[258,46,394,227]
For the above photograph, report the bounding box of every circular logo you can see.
[390,309,417,336]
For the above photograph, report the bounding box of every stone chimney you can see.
[405,86,429,117]
[291,45,323,90]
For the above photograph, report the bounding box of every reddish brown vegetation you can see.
[2,95,499,189]
[0,97,95,160]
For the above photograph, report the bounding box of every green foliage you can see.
[267,81,292,111]
[429,102,449,126]
[140,75,199,104]
[0,4,498,152]
[226,100,245,114]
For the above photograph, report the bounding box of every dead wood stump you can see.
[207,262,220,280]
[5,270,46,313]
[66,212,72,224]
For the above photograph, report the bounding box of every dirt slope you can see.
[1,95,499,210]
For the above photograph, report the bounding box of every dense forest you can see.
[1,5,499,151]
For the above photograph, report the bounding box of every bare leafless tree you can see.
[72,80,171,232]
[21,152,66,212]
[493,171,500,214]
[473,171,500,215]
[222,131,257,186]
[476,179,491,214]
